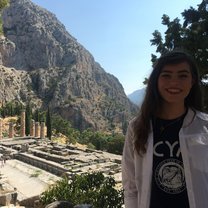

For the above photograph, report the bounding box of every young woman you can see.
[122,50,208,208]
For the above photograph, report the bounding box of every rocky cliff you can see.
[0,0,137,132]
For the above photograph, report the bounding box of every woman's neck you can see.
[157,102,186,120]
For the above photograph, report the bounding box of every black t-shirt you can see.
[149,114,189,208]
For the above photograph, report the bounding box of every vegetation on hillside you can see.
[40,172,124,208]
[50,114,125,155]
[0,0,8,9]
[0,0,9,35]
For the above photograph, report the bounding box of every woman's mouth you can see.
[166,88,182,94]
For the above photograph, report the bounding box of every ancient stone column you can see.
[40,122,45,139]
[35,122,40,138]
[0,118,2,139]
[30,119,35,137]
[20,110,25,137]
[9,122,14,138]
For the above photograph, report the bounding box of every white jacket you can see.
[122,108,208,208]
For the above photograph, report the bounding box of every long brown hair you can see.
[133,50,202,155]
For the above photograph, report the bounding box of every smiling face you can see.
[158,61,193,106]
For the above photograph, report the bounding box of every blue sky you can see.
[31,0,201,95]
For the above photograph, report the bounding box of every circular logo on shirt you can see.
[155,158,186,194]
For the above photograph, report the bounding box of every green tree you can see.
[13,101,23,115]
[0,0,9,35]
[46,107,52,140]
[79,130,109,151]
[5,102,13,116]
[150,0,208,111]
[89,132,108,150]
[79,129,94,144]
[52,114,72,135]
[106,134,125,155]
[40,172,124,208]
[0,101,18,117]
[79,129,125,154]
[39,111,46,123]
[33,108,40,122]
[51,114,79,143]
[143,77,149,85]
[25,103,32,136]
[0,0,8,10]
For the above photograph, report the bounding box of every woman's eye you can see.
[179,74,188,79]
[161,74,171,78]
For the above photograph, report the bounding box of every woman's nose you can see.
[169,76,180,85]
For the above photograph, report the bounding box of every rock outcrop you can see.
[0,0,137,132]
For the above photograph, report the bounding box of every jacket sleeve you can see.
[122,121,139,208]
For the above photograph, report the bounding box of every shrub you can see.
[40,172,124,208]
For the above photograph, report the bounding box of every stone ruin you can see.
[0,111,122,207]
[0,110,46,140]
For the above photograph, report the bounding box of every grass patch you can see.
[30,170,42,177]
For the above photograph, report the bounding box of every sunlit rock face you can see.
[0,0,137,132]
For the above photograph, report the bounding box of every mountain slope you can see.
[128,88,145,106]
[0,0,137,132]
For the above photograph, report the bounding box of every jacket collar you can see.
[182,108,196,128]
[150,108,207,131]
[183,108,208,128]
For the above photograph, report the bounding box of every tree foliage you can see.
[25,103,32,136]
[46,107,52,139]
[78,129,125,155]
[0,0,8,10]
[0,0,9,35]
[0,101,23,117]
[106,134,125,155]
[40,172,124,208]
[150,0,208,111]
[51,114,79,143]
